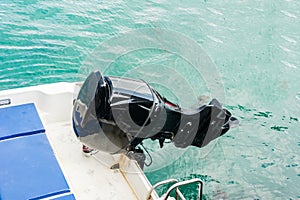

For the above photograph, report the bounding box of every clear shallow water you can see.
[1,0,300,199]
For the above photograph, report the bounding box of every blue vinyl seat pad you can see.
[0,103,45,141]
[0,103,73,199]
[0,134,71,200]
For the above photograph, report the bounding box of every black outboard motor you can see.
[73,71,239,155]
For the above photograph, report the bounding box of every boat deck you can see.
[0,83,157,200]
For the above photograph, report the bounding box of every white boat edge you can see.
[0,82,160,200]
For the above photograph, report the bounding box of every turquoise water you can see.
[1,0,300,199]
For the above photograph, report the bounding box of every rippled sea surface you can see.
[1,0,299,199]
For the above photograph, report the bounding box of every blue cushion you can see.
[0,129,70,200]
[0,103,45,141]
